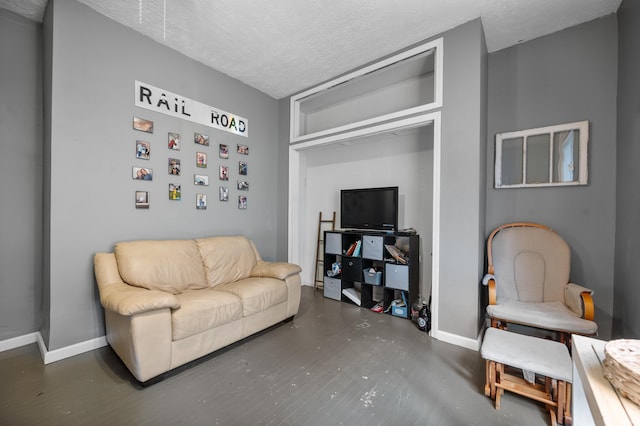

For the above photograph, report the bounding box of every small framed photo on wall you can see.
[237,180,249,191]
[168,132,181,150]
[196,152,207,168]
[237,144,249,155]
[239,161,247,175]
[133,166,153,180]
[136,141,151,160]
[194,132,209,146]
[169,183,181,200]
[219,165,229,181]
[194,174,209,186]
[133,117,153,133]
[168,158,181,176]
[238,195,247,210]
[219,144,229,159]
[135,191,149,209]
[219,187,229,201]
[196,194,207,210]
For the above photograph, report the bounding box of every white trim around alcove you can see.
[287,110,442,343]
[289,38,443,144]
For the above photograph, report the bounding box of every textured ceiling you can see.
[0,0,622,99]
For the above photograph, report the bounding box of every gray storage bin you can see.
[384,263,409,291]
[324,277,342,300]
[325,232,342,255]
[362,236,384,260]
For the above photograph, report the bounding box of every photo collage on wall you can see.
[132,116,249,210]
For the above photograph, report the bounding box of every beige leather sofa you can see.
[94,236,302,383]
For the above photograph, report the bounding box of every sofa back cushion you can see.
[115,239,207,294]
[196,236,257,287]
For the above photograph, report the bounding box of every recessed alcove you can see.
[299,126,434,299]
[289,38,443,342]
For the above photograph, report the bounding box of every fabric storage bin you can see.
[342,258,362,281]
[325,232,342,255]
[324,277,342,300]
[385,263,409,291]
[362,236,384,260]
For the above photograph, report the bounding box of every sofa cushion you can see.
[115,239,207,294]
[195,236,257,287]
[217,277,287,317]
[172,290,243,340]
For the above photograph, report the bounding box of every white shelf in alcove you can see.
[290,38,443,144]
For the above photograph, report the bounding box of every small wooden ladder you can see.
[314,211,336,290]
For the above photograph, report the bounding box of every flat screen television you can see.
[340,186,398,231]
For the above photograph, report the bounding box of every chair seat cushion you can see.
[487,300,597,334]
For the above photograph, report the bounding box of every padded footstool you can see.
[481,328,573,425]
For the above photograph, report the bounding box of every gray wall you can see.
[614,0,640,339]
[486,15,618,338]
[277,98,290,261]
[438,19,487,340]
[42,0,281,350]
[0,9,43,341]
[42,2,53,346]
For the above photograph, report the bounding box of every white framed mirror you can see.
[495,121,589,188]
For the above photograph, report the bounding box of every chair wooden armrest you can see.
[581,291,594,321]
[482,273,497,305]
[565,283,595,320]
[487,278,496,305]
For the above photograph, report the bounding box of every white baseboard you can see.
[0,332,39,352]
[38,334,108,364]
[432,329,481,351]
[1,332,107,364]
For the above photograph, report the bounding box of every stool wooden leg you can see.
[485,360,491,397]
[564,383,572,426]
[543,377,555,425]
[490,361,497,399]
[495,363,503,410]
[557,380,566,425]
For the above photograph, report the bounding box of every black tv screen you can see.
[340,187,398,231]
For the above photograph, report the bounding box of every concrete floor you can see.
[0,287,551,425]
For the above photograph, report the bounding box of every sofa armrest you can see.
[565,283,595,320]
[99,283,180,316]
[251,261,302,280]
[94,252,180,316]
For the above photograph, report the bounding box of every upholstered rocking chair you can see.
[483,222,597,344]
